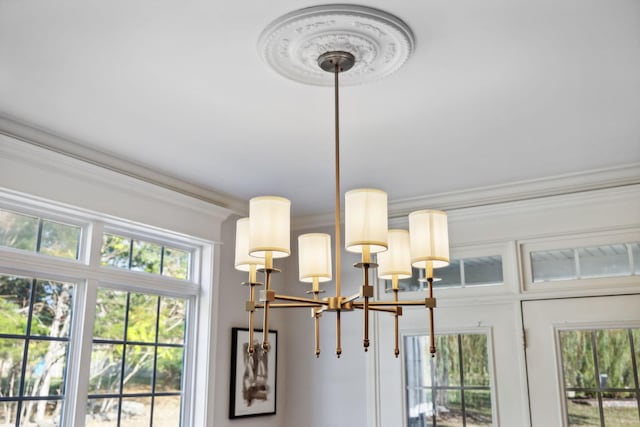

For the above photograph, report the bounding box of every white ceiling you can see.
[1,0,639,216]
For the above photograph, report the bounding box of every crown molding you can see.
[293,163,640,229]
[0,113,248,216]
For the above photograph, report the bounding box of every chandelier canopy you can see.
[235,5,450,358]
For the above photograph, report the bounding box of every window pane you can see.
[578,244,631,279]
[126,293,158,343]
[464,256,503,286]
[39,220,80,259]
[121,397,151,426]
[407,388,432,425]
[124,345,154,394]
[602,392,639,425]
[89,343,123,394]
[462,334,490,386]
[560,330,597,389]
[633,243,640,275]
[531,249,577,282]
[0,401,18,425]
[0,338,25,396]
[158,297,186,344]
[404,335,431,387]
[464,390,492,426]
[24,340,68,397]
[435,389,462,425]
[93,288,127,341]
[566,391,600,426]
[434,259,461,288]
[152,396,182,427]
[0,210,38,251]
[156,347,184,392]
[101,233,131,268]
[595,329,634,389]
[434,335,460,387]
[30,280,73,338]
[0,275,32,335]
[86,398,118,426]
[162,247,190,280]
[20,399,63,426]
[131,240,161,274]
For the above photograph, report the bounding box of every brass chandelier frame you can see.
[240,51,439,359]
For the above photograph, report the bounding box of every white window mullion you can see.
[64,279,98,427]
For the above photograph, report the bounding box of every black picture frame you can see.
[229,327,278,419]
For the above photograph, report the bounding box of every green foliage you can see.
[0,210,38,251]
[0,210,80,259]
[100,234,189,279]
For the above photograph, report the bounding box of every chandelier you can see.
[234,5,450,358]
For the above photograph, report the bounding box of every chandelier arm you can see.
[354,300,427,307]
[359,306,397,314]
[274,294,328,305]
[266,303,325,308]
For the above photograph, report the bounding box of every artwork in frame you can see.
[229,327,277,419]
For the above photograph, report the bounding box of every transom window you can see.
[385,256,503,292]
[404,333,493,427]
[0,208,81,260]
[101,233,191,280]
[531,242,640,283]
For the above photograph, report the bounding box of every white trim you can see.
[0,114,247,215]
[294,166,640,229]
[0,135,235,240]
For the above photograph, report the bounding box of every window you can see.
[385,256,503,292]
[0,202,204,427]
[0,208,81,260]
[101,233,191,280]
[404,333,493,427]
[559,328,640,426]
[531,242,639,283]
[0,274,75,426]
[86,289,186,426]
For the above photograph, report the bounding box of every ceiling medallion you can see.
[258,4,415,86]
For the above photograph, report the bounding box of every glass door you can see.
[523,295,640,427]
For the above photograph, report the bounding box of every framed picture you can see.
[229,327,278,419]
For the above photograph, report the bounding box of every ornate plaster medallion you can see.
[258,4,415,86]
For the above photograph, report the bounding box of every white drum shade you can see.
[345,188,388,253]
[377,229,412,280]
[408,210,450,269]
[298,233,333,283]
[234,217,265,271]
[249,196,291,258]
